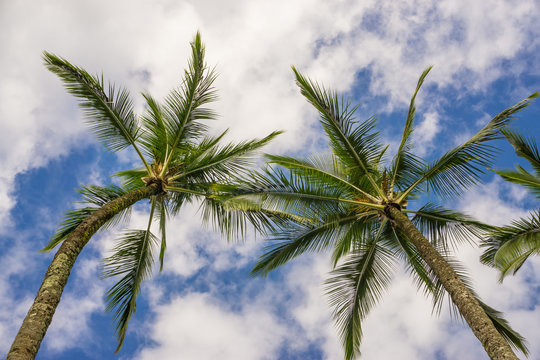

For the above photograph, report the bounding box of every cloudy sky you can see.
[1,0,540,359]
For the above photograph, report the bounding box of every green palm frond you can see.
[266,154,377,202]
[435,255,529,355]
[154,198,169,272]
[493,167,540,198]
[384,225,441,304]
[161,32,218,175]
[43,52,152,174]
[325,238,394,360]
[138,93,170,163]
[480,210,540,280]
[251,212,376,276]
[169,131,283,183]
[102,198,158,352]
[477,300,529,357]
[292,67,385,199]
[398,92,539,201]
[200,192,281,241]
[411,250,530,355]
[390,66,432,192]
[41,185,132,251]
[113,168,147,190]
[408,204,494,251]
[501,128,540,175]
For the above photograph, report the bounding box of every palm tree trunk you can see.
[386,205,519,360]
[7,183,160,360]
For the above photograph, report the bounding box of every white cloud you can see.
[135,292,287,360]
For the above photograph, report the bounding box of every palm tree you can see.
[481,129,540,280]
[7,33,280,360]
[220,67,538,359]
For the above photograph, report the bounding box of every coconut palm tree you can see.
[481,129,540,280]
[219,67,538,359]
[7,33,280,360]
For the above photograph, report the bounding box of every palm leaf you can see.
[493,167,540,198]
[398,92,539,201]
[480,209,540,280]
[266,153,377,202]
[501,128,540,175]
[138,93,170,164]
[390,66,432,192]
[43,52,152,174]
[292,67,385,199]
[408,204,494,251]
[251,210,379,276]
[169,131,282,183]
[102,198,158,352]
[41,185,132,251]
[161,32,218,175]
[325,237,394,360]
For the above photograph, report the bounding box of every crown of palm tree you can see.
[14,32,280,355]
[219,67,538,359]
[481,129,540,280]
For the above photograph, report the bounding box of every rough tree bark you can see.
[7,183,161,360]
[386,205,519,360]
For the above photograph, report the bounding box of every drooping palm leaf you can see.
[433,254,529,356]
[41,185,132,251]
[408,203,494,251]
[251,212,378,276]
[102,198,158,352]
[493,166,540,199]
[501,128,540,175]
[325,236,394,360]
[480,210,540,280]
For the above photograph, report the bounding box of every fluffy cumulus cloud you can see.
[1,0,540,359]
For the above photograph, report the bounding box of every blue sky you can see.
[1,1,540,359]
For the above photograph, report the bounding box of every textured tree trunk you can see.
[386,205,519,360]
[7,184,160,360]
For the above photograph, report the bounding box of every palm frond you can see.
[383,225,442,308]
[477,300,529,357]
[292,67,385,199]
[113,168,147,190]
[398,92,539,201]
[155,198,169,272]
[408,204,494,251]
[43,52,152,174]
[138,93,170,163]
[266,153,377,202]
[41,185,132,251]
[493,167,540,199]
[423,252,529,355]
[251,212,376,276]
[390,66,432,192]
[501,128,540,175]
[480,210,540,280]
[102,198,158,352]
[200,192,281,241]
[325,239,394,360]
[161,32,218,175]
[169,131,282,183]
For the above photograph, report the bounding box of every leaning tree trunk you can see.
[386,205,519,360]
[7,183,161,360]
